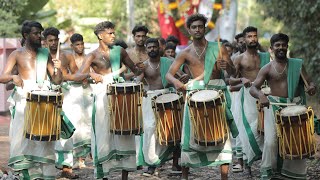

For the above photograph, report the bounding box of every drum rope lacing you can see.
[276,106,316,160]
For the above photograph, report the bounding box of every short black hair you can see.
[165,42,176,51]
[242,26,257,37]
[21,20,44,46]
[114,39,128,49]
[145,38,159,47]
[223,42,233,49]
[270,33,289,46]
[166,35,179,45]
[70,33,83,44]
[235,33,244,40]
[132,25,149,35]
[158,37,166,46]
[43,27,60,39]
[94,21,115,38]
[186,13,207,28]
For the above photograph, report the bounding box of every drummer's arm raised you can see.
[121,48,143,76]
[166,52,186,91]
[47,55,63,85]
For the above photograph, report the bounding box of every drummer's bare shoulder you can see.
[175,45,193,64]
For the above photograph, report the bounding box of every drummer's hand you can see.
[12,75,23,87]
[135,62,145,71]
[89,72,103,83]
[217,59,228,70]
[306,84,316,96]
[52,58,61,70]
[179,74,190,84]
[259,93,270,108]
[241,78,252,88]
[174,81,186,92]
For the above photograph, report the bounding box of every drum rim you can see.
[188,89,220,103]
[27,90,63,102]
[108,82,142,93]
[153,92,183,104]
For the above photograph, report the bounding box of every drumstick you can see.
[54,39,60,75]
[300,72,309,89]
[269,102,296,106]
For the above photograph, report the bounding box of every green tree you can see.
[257,0,320,93]
[0,0,54,37]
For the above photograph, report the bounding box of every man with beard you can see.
[166,14,237,180]
[0,20,62,179]
[75,21,143,180]
[135,38,188,176]
[250,33,316,179]
[124,25,149,81]
[229,26,270,174]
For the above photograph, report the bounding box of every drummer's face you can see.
[45,35,59,52]
[133,31,147,47]
[271,40,288,60]
[146,42,159,58]
[188,20,205,40]
[99,28,116,46]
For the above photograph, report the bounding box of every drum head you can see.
[110,82,139,87]
[155,93,180,104]
[190,90,219,102]
[31,90,59,96]
[261,87,271,95]
[281,105,307,116]
[108,82,142,93]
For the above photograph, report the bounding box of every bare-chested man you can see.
[124,25,149,81]
[70,33,86,69]
[250,33,316,179]
[166,14,236,180]
[229,26,270,174]
[0,20,62,179]
[231,33,246,61]
[135,38,188,176]
[75,21,142,180]
[43,27,85,179]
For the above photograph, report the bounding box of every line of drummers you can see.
[1,15,318,180]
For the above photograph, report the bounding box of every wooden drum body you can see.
[24,90,63,141]
[256,87,271,135]
[152,92,184,146]
[276,105,317,159]
[188,90,228,146]
[108,83,143,135]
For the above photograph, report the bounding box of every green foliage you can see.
[257,0,320,97]
[0,0,27,37]
[0,0,54,37]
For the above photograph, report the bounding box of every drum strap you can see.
[204,42,219,85]
[36,48,49,87]
[109,45,121,80]
[258,52,270,68]
[287,58,304,103]
[160,57,173,88]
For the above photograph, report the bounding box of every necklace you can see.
[193,41,207,58]
[134,47,146,62]
[272,61,287,75]
[148,60,160,70]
